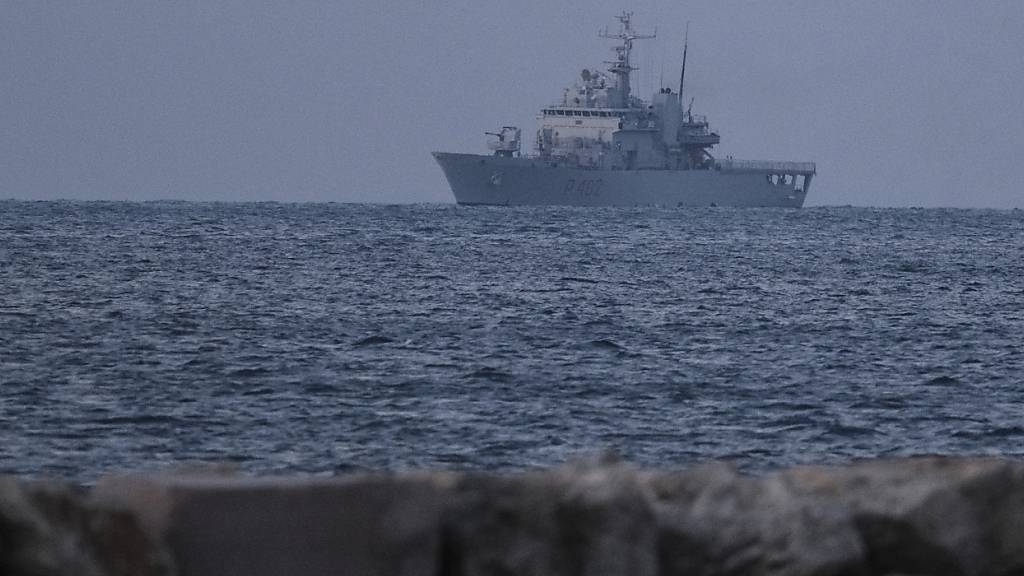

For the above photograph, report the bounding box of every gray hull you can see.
[433,152,808,208]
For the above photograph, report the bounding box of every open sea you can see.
[1,201,1022,481]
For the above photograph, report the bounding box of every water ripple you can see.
[0,201,1022,479]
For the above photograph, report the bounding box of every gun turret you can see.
[486,126,521,157]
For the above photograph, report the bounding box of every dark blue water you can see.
[1,201,1022,480]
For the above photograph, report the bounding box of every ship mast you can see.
[678,22,689,108]
[599,12,655,108]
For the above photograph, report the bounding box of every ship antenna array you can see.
[678,21,689,106]
[599,12,655,66]
[598,12,655,103]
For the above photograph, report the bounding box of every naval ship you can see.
[433,13,815,207]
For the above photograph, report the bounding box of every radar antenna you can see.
[599,12,655,107]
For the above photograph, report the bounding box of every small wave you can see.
[94,414,181,426]
[424,362,460,369]
[766,423,814,433]
[354,335,393,347]
[522,286,572,293]
[925,375,960,386]
[988,426,1024,438]
[333,462,371,474]
[826,424,880,438]
[766,414,819,429]
[851,397,907,410]
[893,260,930,273]
[227,366,272,378]
[464,367,513,383]
[302,382,338,394]
[240,387,276,396]
[588,339,622,351]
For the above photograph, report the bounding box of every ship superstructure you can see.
[434,13,815,207]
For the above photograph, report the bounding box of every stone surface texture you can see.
[4,457,1024,576]
[0,477,171,576]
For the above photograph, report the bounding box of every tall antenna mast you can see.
[678,22,689,104]
[599,12,655,107]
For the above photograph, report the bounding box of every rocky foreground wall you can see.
[3,456,1024,576]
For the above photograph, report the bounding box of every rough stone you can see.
[8,457,1024,576]
[1,477,169,576]
[92,470,449,576]
[442,458,657,576]
[649,462,865,576]
[782,457,1024,576]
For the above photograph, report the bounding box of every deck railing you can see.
[717,159,816,174]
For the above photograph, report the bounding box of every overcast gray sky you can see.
[3,1,1022,207]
